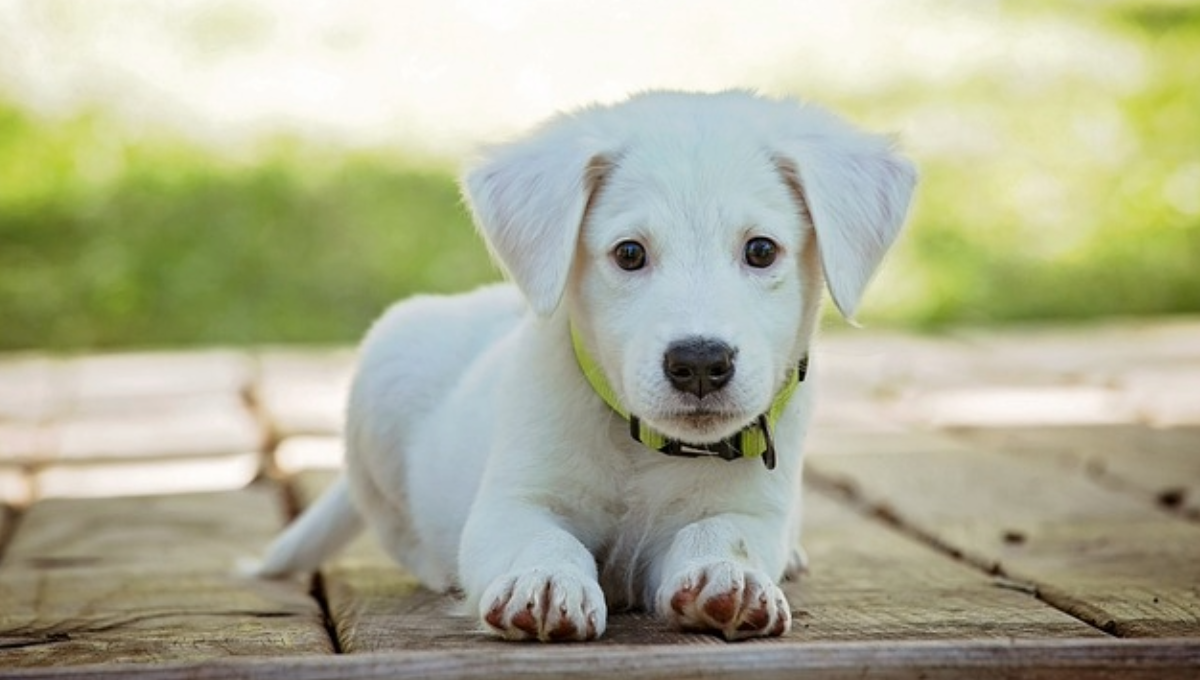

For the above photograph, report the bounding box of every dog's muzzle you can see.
[571,324,807,471]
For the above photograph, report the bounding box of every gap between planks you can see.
[805,435,1200,639]
[0,502,21,565]
[947,425,1200,522]
[0,485,336,667]
[271,466,344,656]
[804,466,1113,639]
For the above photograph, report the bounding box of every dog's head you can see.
[463,91,916,444]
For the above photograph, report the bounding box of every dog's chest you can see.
[593,454,743,608]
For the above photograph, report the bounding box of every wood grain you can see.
[3,638,1198,680]
[807,434,1200,638]
[794,487,1103,641]
[0,485,333,668]
[950,424,1200,519]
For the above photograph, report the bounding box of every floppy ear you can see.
[461,122,612,317]
[775,120,917,321]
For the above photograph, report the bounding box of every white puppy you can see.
[258,90,916,642]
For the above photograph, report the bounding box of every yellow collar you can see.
[570,325,806,471]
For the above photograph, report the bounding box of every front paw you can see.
[657,561,791,640]
[479,568,607,641]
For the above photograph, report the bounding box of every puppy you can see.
[257,90,916,642]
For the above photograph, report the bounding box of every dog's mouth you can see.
[654,407,755,443]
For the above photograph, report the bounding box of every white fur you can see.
[257,90,916,642]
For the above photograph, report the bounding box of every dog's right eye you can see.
[744,237,779,269]
[613,240,647,271]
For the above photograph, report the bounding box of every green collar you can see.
[570,325,807,471]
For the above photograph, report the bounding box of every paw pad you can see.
[658,562,791,640]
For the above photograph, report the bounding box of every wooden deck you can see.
[1,319,1198,678]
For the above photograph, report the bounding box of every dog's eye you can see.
[613,240,647,271]
[744,237,778,268]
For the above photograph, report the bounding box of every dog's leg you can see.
[653,515,791,640]
[461,504,607,642]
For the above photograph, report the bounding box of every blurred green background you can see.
[1,0,1198,351]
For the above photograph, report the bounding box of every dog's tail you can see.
[254,474,364,578]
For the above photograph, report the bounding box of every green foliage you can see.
[850,0,1200,327]
[1,1,1198,350]
[0,109,495,350]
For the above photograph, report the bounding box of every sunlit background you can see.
[2,0,1198,350]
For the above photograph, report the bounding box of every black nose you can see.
[663,338,736,398]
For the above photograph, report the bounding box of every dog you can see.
[256,90,916,642]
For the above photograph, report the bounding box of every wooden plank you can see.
[813,328,1151,431]
[253,351,354,439]
[3,638,1198,680]
[805,427,968,458]
[273,436,344,474]
[0,356,60,504]
[67,351,253,409]
[820,319,1198,431]
[950,317,1200,382]
[290,471,487,652]
[817,330,986,391]
[0,466,32,506]
[0,351,266,499]
[0,421,53,467]
[1119,365,1200,426]
[950,425,1200,519]
[56,394,265,462]
[0,484,334,668]
[895,385,1135,428]
[27,393,266,499]
[807,437,1200,637]
[34,452,260,500]
[0,355,66,422]
[794,487,1103,641]
[291,467,1099,653]
[945,320,1200,427]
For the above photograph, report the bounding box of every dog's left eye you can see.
[613,240,647,271]
[744,237,778,268]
